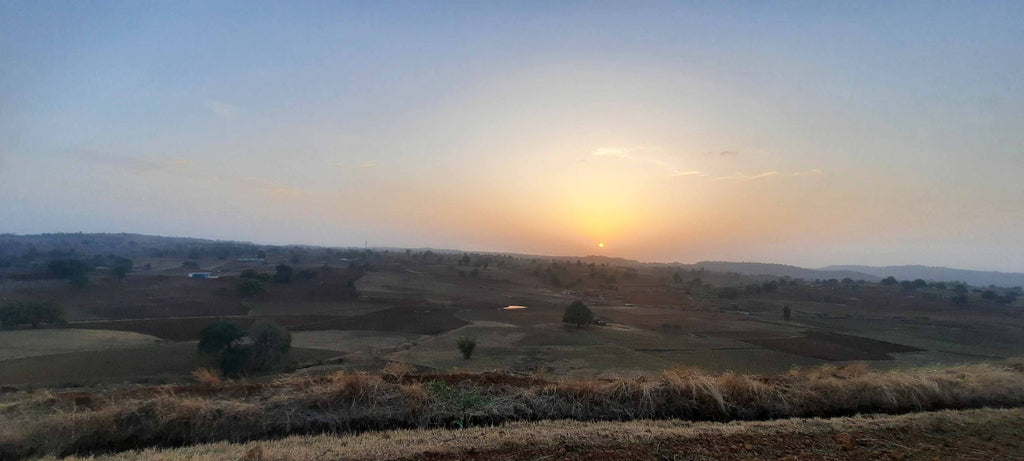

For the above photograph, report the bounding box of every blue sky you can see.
[2,1,1023,271]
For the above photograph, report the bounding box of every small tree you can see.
[881,276,899,286]
[236,279,267,297]
[219,345,250,377]
[457,336,476,359]
[247,322,292,370]
[783,305,791,321]
[198,320,244,354]
[562,300,594,329]
[0,301,64,328]
[273,264,293,283]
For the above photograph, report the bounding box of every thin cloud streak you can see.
[713,171,780,181]
[590,146,702,178]
[202,99,237,116]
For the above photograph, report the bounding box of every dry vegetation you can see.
[45,407,1024,460]
[2,360,1024,460]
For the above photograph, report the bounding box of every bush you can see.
[198,320,244,354]
[563,301,594,328]
[248,322,292,370]
[273,264,293,283]
[237,279,267,297]
[457,336,476,359]
[240,269,259,279]
[0,301,64,328]
[783,305,791,321]
[219,345,251,377]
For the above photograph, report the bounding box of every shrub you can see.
[716,286,741,299]
[248,322,292,370]
[783,305,791,321]
[273,264,293,283]
[457,336,476,359]
[240,269,259,279]
[191,367,223,387]
[220,344,251,377]
[563,301,594,328]
[237,279,267,297]
[0,301,64,328]
[198,320,244,354]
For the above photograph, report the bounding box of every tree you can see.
[219,345,250,377]
[236,279,267,297]
[111,258,133,280]
[717,286,741,299]
[198,320,244,354]
[457,336,476,359]
[0,301,64,328]
[562,300,594,328]
[247,322,292,370]
[47,259,90,279]
[881,276,899,286]
[273,264,293,283]
[783,305,791,321]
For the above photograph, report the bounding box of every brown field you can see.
[740,331,926,361]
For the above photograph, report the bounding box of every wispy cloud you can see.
[202,99,237,116]
[240,177,304,199]
[590,146,702,178]
[66,149,192,175]
[713,171,779,181]
[791,169,823,177]
[333,161,378,169]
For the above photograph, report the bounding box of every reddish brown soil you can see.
[742,331,923,361]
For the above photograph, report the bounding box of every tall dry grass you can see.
[2,361,1024,460]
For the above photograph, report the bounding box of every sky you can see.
[1,1,1023,272]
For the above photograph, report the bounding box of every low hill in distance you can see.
[822,264,1024,288]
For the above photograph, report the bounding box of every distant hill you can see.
[821,265,1024,288]
[690,261,879,281]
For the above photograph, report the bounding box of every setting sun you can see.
[598,242,605,248]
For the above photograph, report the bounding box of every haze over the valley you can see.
[2,2,1022,271]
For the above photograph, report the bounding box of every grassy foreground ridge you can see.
[3,360,1024,459]
[48,407,1024,460]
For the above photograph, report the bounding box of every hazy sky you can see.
[2,1,1023,271]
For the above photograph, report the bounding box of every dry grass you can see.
[44,407,1024,461]
[2,360,1024,459]
[189,368,222,388]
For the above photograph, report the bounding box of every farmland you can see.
[2,234,1024,386]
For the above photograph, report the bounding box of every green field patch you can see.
[0,329,163,361]
[0,343,337,386]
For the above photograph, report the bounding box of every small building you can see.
[188,272,218,279]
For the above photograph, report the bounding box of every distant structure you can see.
[188,272,218,279]
[236,258,265,263]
